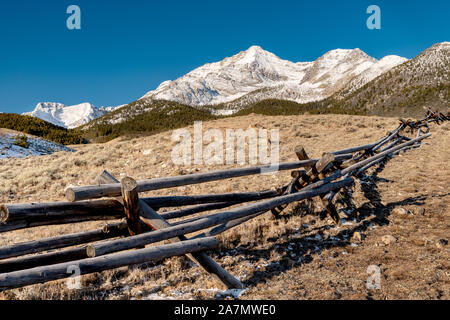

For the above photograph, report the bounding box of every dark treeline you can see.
[83,100,218,142]
[234,98,366,116]
[0,113,85,145]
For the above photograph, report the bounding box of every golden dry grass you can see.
[0,114,448,300]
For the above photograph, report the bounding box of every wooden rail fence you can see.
[0,109,447,292]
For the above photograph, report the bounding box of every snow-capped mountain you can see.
[341,55,408,95]
[142,46,314,105]
[141,46,407,109]
[23,102,119,129]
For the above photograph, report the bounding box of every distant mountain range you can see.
[21,42,449,130]
[142,46,407,110]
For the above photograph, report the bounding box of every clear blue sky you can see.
[0,0,448,113]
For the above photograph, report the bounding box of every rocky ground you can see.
[0,114,448,300]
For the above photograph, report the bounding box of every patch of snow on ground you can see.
[0,133,74,159]
[215,288,247,299]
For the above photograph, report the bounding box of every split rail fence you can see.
[0,109,448,291]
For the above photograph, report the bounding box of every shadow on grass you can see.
[240,156,429,288]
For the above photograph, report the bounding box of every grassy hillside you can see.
[0,113,85,145]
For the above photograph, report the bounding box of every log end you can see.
[0,204,9,223]
[294,145,309,161]
[102,225,110,234]
[316,153,335,173]
[121,177,138,192]
[96,170,119,184]
[275,187,284,195]
[291,170,302,179]
[65,187,76,202]
[86,245,96,258]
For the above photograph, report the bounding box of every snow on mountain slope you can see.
[241,48,383,105]
[342,55,408,95]
[23,102,118,129]
[302,49,375,83]
[141,46,408,110]
[142,46,313,105]
[0,130,74,159]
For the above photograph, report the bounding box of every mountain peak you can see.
[379,55,408,64]
[24,102,108,129]
[320,48,375,61]
[236,45,277,64]
[246,45,265,53]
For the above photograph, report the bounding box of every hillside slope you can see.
[332,42,450,117]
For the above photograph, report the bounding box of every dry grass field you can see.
[0,114,448,300]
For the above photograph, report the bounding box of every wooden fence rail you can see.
[0,222,128,261]
[0,237,219,291]
[65,156,354,202]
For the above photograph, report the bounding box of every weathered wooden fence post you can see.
[120,177,143,236]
